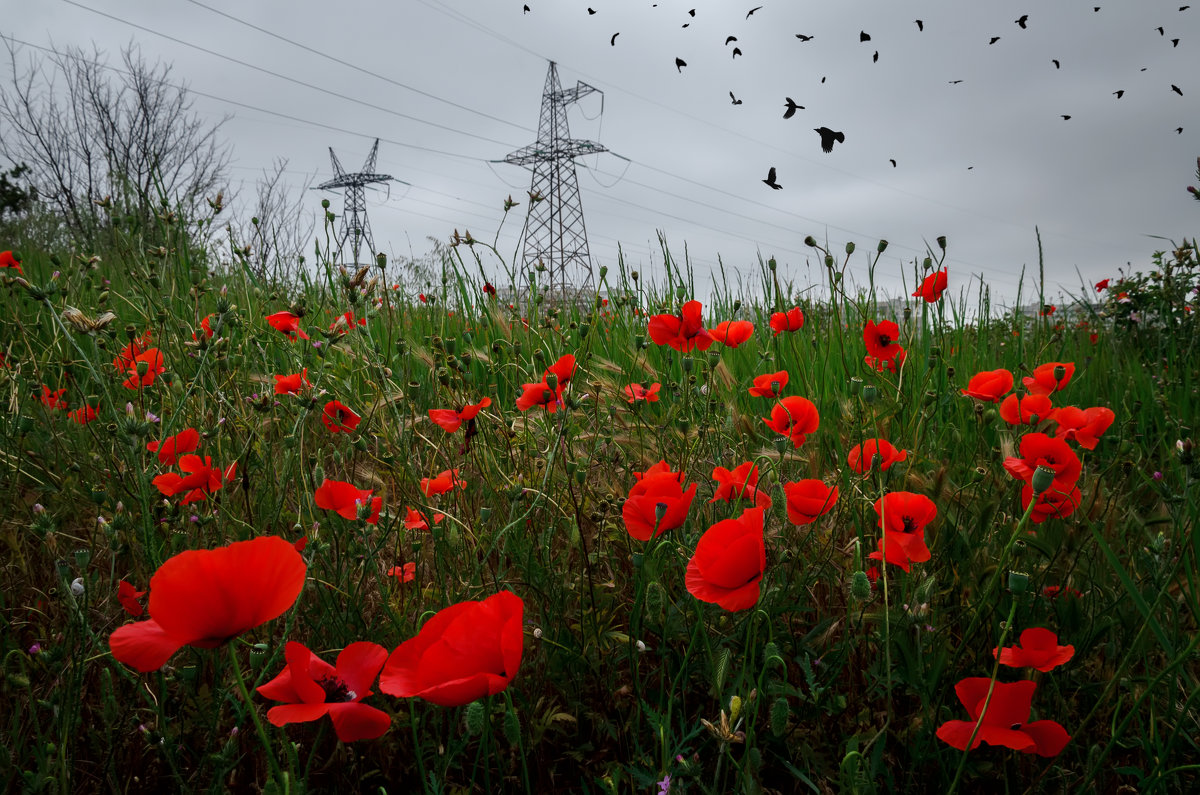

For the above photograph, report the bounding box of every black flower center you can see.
[1010,722,1022,731]
[902,516,917,534]
[318,676,356,703]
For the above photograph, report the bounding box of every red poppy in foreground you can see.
[38,385,68,410]
[516,379,562,413]
[847,439,908,474]
[147,428,200,465]
[710,319,754,348]
[624,383,661,404]
[686,507,766,612]
[648,300,713,352]
[1023,362,1075,396]
[121,349,165,390]
[315,479,382,524]
[113,331,153,373]
[152,455,237,505]
[994,627,1075,672]
[961,369,1014,402]
[69,405,98,425]
[623,470,697,540]
[322,400,361,433]
[633,459,684,483]
[109,536,306,672]
[912,269,949,303]
[936,678,1071,756]
[1003,433,1081,492]
[258,641,390,742]
[782,479,839,526]
[117,580,146,617]
[769,307,804,336]
[999,393,1054,426]
[428,397,492,433]
[0,249,23,274]
[863,319,903,364]
[748,370,788,399]
[421,469,465,498]
[380,590,524,707]
[274,369,311,395]
[868,491,936,572]
[762,396,820,448]
[710,462,772,508]
[1021,483,1082,524]
[267,311,309,341]
[1050,406,1114,450]
[544,353,577,388]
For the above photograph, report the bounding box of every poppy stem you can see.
[961,497,1038,650]
[227,644,288,792]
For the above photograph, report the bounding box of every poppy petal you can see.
[325,702,392,742]
[266,702,331,727]
[109,618,186,673]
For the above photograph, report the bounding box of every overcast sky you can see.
[5,1,1199,308]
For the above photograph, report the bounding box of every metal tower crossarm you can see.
[312,138,395,267]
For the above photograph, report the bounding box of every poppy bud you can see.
[770,697,789,737]
[862,384,878,404]
[464,701,485,735]
[544,372,559,392]
[599,265,608,278]
[849,377,863,396]
[729,695,743,724]
[312,465,324,485]
[1052,365,1066,382]
[824,255,834,268]
[681,356,694,373]
[1007,571,1030,594]
[74,548,91,568]
[804,236,817,247]
[850,570,872,601]
[1031,465,1056,495]
[677,419,690,433]
[845,242,855,255]
[579,322,590,338]
[503,707,521,746]
[98,290,109,304]
[631,270,639,281]
[774,437,788,454]
[877,239,888,253]
[768,258,777,271]
[444,337,457,355]
[436,367,450,386]
[937,235,947,250]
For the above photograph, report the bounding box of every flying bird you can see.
[726,36,738,45]
[1114,90,1124,98]
[814,127,845,153]
[915,20,924,31]
[732,47,742,58]
[730,91,742,105]
[1016,15,1029,29]
[1182,6,1191,10]
[588,7,595,14]
[949,79,964,84]
[873,51,879,62]
[860,31,871,42]
[1172,38,1181,46]
[795,34,813,41]
[523,4,530,13]
[1156,26,1165,35]
[989,36,1001,44]
[762,167,782,189]
[1062,115,1072,120]
[688,8,696,16]
[1172,84,1184,95]
[783,97,804,118]
[821,76,826,83]
[675,57,687,73]
[1052,59,1060,68]
[889,159,897,167]
[1178,127,1185,133]
[611,32,619,45]
[747,6,763,19]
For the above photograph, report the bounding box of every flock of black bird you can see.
[521,4,1192,191]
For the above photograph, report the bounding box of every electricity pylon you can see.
[313,138,394,266]
[501,61,607,303]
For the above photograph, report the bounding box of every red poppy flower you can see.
[0,249,23,274]
[428,397,492,433]
[38,385,68,410]
[121,348,165,390]
[516,380,563,413]
[403,507,444,531]
[418,293,427,303]
[483,282,496,297]
[647,300,713,352]
[69,405,99,425]
[633,460,684,483]
[912,269,948,303]
[1049,406,1114,450]
[267,311,309,341]
[762,395,820,448]
[274,369,311,395]
[147,428,200,465]
[544,354,577,388]
[1021,482,1082,524]
[999,393,1054,426]
[847,439,908,474]
[868,491,936,572]
[748,370,788,399]
[315,478,382,524]
[782,479,839,525]
[421,469,465,498]
[113,331,153,373]
[936,678,1071,756]
[685,506,766,612]
[863,319,903,364]
[257,641,390,742]
[1042,585,1083,601]
[710,319,754,348]
[322,400,361,433]
[710,462,772,508]
[379,590,524,707]
[193,314,214,341]
[1023,362,1075,396]
[1040,305,1057,317]
[769,307,805,336]
[329,311,366,335]
[961,369,1014,402]
[993,627,1075,672]
[388,562,417,583]
[117,580,146,617]
[1095,278,1110,292]
[109,536,306,672]
[624,382,661,403]
[1003,433,1081,491]
[623,471,698,540]
[152,455,237,505]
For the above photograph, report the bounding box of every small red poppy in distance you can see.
[0,249,24,274]
[624,383,661,403]
[994,627,1075,672]
[868,491,937,572]
[999,393,1054,426]
[113,331,153,373]
[380,590,524,707]
[961,368,1014,402]
[109,536,306,672]
[257,641,391,742]
[1003,433,1082,492]
[403,507,444,531]
[274,369,311,395]
[936,678,1071,756]
[647,300,714,352]
[328,311,366,335]
[623,470,698,540]
[769,307,804,336]
[782,479,839,526]
[710,462,773,508]
[748,370,788,399]
[69,405,98,425]
[762,395,820,448]
[121,348,165,390]
[1095,278,1110,291]
[267,311,309,341]
[421,468,465,498]
[1023,362,1075,396]
[147,428,201,465]
[709,319,754,348]
[38,385,68,410]
[428,397,492,433]
[117,580,146,617]
[152,455,237,505]
[912,269,949,303]
[1049,406,1114,450]
[314,478,382,524]
[863,319,904,364]
[193,315,214,341]
[388,562,417,583]
[686,506,767,612]
[1040,305,1057,317]
[322,400,361,433]
[847,439,908,474]
[1021,482,1082,524]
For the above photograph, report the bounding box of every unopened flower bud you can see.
[862,384,878,404]
[1008,571,1030,594]
[681,356,694,373]
[850,570,872,601]
[877,239,888,253]
[804,235,817,247]
[544,372,559,392]
[845,242,855,255]
[1031,465,1056,495]
[767,257,777,271]
[936,235,947,250]
[849,377,863,396]
[1052,365,1066,382]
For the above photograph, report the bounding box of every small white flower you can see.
[70,577,85,596]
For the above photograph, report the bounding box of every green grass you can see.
[0,207,1197,794]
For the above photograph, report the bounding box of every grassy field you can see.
[1,207,1198,794]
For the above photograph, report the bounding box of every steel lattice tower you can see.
[502,62,607,302]
[313,139,394,266]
